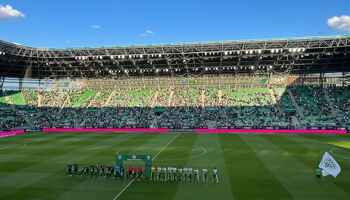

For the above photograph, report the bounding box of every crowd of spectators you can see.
[289,86,336,127]
[1,86,349,131]
[325,86,350,127]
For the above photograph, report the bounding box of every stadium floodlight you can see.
[140,54,143,58]
[250,66,254,70]
[224,51,228,55]
[257,49,262,54]
[121,55,125,59]
[158,54,162,58]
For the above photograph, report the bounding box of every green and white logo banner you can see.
[319,152,341,177]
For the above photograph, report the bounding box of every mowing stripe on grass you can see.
[0,133,135,200]
[275,134,350,197]
[253,134,350,199]
[220,134,294,200]
[57,133,161,200]
[174,133,234,200]
[113,133,181,200]
[0,133,111,199]
[118,133,197,200]
[0,133,118,169]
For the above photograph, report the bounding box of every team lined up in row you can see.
[151,166,219,183]
[66,163,124,179]
[66,163,219,183]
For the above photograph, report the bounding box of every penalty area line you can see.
[112,132,182,200]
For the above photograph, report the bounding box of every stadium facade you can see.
[0,36,349,132]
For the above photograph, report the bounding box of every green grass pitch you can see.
[0,132,350,200]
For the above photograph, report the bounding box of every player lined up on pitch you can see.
[151,166,219,183]
[66,163,125,179]
[66,163,218,183]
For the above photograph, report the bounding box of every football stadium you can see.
[1,1,350,200]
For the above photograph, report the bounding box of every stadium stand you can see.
[326,86,350,127]
[1,84,349,131]
[0,36,349,132]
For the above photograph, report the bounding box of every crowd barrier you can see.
[0,130,26,137]
[42,128,169,133]
[195,128,347,134]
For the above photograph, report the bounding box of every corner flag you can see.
[318,152,341,178]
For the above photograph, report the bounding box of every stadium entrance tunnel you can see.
[116,154,152,179]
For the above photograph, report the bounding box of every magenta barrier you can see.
[195,128,347,134]
[42,128,169,133]
[0,130,26,137]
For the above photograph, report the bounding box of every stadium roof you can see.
[0,35,350,79]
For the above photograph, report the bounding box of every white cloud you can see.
[145,30,153,34]
[12,42,21,45]
[139,30,154,37]
[327,15,350,31]
[91,25,102,29]
[0,5,25,20]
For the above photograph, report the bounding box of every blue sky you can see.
[0,0,349,48]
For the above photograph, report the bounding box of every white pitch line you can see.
[112,178,136,200]
[113,133,181,200]
[152,133,181,160]
[330,148,350,160]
